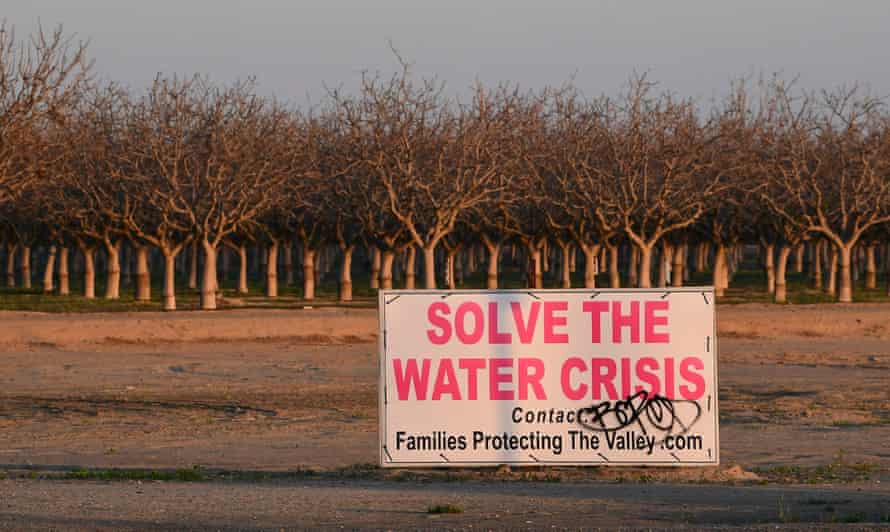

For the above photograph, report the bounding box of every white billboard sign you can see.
[379,288,718,467]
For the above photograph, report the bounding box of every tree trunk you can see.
[162,249,178,311]
[629,246,639,287]
[5,243,16,288]
[200,240,218,310]
[865,244,877,289]
[237,244,249,294]
[103,241,121,299]
[637,244,653,288]
[265,240,279,297]
[57,247,70,295]
[303,246,316,300]
[445,251,457,289]
[657,243,671,288]
[80,244,96,299]
[557,242,572,288]
[423,245,437,289]
[483,240,500,289]
[380,249,395,290]
[838,244,853,303]
[284,241,295,286]
[404,245,416,289]
[827,246,838,297]
[713,244,726,297]
[42,246,57,293]
[188,242,198,290]
[369,246,380,290]
[135,245,151,302]
[762,243,775,294]
[608,244,620,288]
[581,244,599,289]
[812,241,823,290]
[339,245,354,301]
[525,242,544,289]
[793,243,804,273]
[775,245,792,303]
[20,246,31,289]
[672,243,684,287]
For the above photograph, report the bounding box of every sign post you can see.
[379,288,718,467]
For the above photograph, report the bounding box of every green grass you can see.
[427,504,463,515]
[64,466,206,482]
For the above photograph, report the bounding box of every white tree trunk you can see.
[838,244,853,303]
[339,246,354,301]
[558,242,572,288]
[423,245,437,289]
[865,244,877,289]
[103,241,121,299]
[581,244,600,289]
[775,245,792,303]
[237,244,249,294]
[657,243,671,288]
[302,246,316,300]
[162,249,178,311]
[380,249,395,290]
[793,243,804,273]
[20,246,31,289]
[57,247,69,295]
[42,246,57,293]
[637,244,653,288]
[200,240,218,310]
[672,243,684,287]
[80,244,96,299]
[135,245,151,302]
[266,240,279,297]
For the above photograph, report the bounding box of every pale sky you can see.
[6,1,890,104]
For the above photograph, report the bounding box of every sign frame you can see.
[379,287,719,468]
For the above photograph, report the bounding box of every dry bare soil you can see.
[0,304,888,530]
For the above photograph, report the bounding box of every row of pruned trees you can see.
[2,26,890,309]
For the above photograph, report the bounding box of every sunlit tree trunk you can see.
[793,243,804,274]
[657,242,671,288]
[103,240,121,299]
[200,239,218,310]
[557,241,572,288]
[580,243,600,289]
[380,249,395,290]
[20,246,31,289]
[57,247,69,295]
[478,240,497,289]
[135,245,151,302]
[636,244,654,288]
[339,245,354,301]
[78,242,96,299]
[865,244,877,290]
[303,245,316,300]
[422,245,438,289]
[161,248,179,311]
[672,243,684,287]
[265,240,279,297]
[628,246,639,287]
[838,244,853,303]
[236,244,248,294]
[826,246,838,297]
[42,246,57,293]
[774,245,792,303]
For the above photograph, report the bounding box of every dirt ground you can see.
[0,304,888,529]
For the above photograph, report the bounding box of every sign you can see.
[379,288,718,467]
